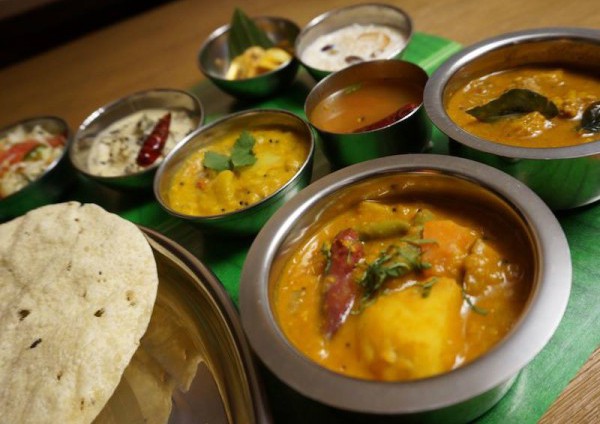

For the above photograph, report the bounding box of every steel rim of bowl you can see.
[295,2,413,75]
[0,116,72,202]
[424,27,600,160]
[198,16,300,81]
[71,88,204,182]
[240,154,571,414]
[153,108,315,222]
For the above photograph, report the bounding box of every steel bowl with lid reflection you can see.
[0,116,74,221]
[305,59,431,168]
[154,109,315,235]
[424,27,600,210]
[295,3,412,81]
[240,154,571,423]
[198,16,300,99]
[70,88,203,191]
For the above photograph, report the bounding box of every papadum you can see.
[0,202,158,424]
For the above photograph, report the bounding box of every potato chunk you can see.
[356,277,464,380]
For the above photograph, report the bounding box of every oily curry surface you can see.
[273,196,533,381]
[446,66,600,148]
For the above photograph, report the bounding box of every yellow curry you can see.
[166,127,309,216]
[273,198,532,381]
[446,67,600,147]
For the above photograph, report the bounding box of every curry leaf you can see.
[466,88,559,122]
[228,8,274,60]
[203,151,231,172]
[581,101,600,133]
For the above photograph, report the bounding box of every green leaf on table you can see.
[203,151,231,172]
[228,8,274,60]
[581,101,600,133]
[231,130,257,168]
[466,88,559,122]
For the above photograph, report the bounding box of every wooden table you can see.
[1,1,598,422]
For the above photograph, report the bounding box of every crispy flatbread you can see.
[0,202,158,424]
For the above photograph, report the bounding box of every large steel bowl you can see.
[240,154,571,423]
[424,27,600,210]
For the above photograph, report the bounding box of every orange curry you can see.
[273,197,532,381]
[446,67,600,147]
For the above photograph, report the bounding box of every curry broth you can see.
[446,66,600,148]
[309,78,422,133]
[273,194,533,381]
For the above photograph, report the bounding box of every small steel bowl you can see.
[295,3,413,81]
[424,27,600,210]
[70,88,203,190]
[154,109,315,235]
[198,16,300,99]
[240,154,571,423]
[0,116,74,221]
[305,59,431,168]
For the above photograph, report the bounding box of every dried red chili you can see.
[136,112,171,167]
[353,103,418,133]
[322,228,365,338]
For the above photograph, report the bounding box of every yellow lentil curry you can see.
[273,197,532,381]
[166,127,309,216]
[446,67,600,147]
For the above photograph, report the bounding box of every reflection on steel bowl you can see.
[295,3,412,80]
[305,59,430,168]
[240,154,571,423]
[71,88,203,190]
[425,27,600,210]
[0,116,74,221]
[154,109,315,235]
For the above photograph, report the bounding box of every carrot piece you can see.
[421,220,480,279]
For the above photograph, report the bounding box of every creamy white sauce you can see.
[301,24,406,72]
[87,109,195,177]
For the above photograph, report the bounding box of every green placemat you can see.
[69,32,599,423]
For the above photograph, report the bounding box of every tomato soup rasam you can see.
[309,77,422,134]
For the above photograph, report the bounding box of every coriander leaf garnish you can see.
[321,242,332,274]
[230,130,257,168]
[417,277,438,298]
[358,243,431,307]
[461,286,488,315]
[466,88,559,122]
[202,131,257,172]
[203,151,231,172]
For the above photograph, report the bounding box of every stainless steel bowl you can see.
[154,109,315,235]
[305,59,431,168]
[295,3,412,81]
[198,16,300,99]
[424,27,600,210]
[240,154,571,423]
[0,116,74,221]
[70,88,203,190]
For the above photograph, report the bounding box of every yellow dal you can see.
[166,127,309,216]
